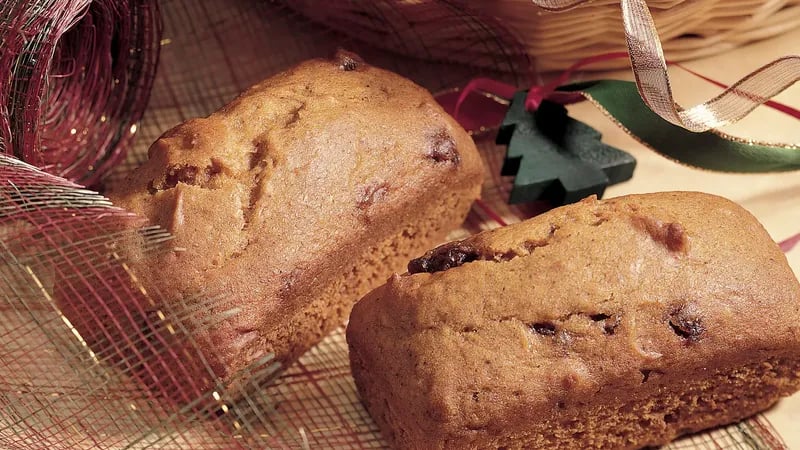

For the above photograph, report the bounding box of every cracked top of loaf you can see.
[108,50,484,377]
[347,191,800,445]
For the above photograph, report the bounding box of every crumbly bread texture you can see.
[347,192,800,449]
[108,50,484,384]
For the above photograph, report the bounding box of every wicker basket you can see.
[286,0,800,72]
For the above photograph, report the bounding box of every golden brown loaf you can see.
[347,192,800,449]
[107,50,484,385]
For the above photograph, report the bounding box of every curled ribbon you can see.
[528,0,800,133]
[443,64,800,172]
[442,0,800,173]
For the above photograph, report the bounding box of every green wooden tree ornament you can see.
[496,92,636,206]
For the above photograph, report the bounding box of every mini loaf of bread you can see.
[107,51,484,385]
[347,192,800,449]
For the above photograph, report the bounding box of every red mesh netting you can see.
[0,0,160,186]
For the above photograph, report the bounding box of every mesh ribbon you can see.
[0,0,161,186]
[0,154,288,448]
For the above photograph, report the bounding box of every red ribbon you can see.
[779,233,800,253]
[524,52,629,110]
[474,199,508,227]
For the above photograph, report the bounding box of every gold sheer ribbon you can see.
[530,0,800,133]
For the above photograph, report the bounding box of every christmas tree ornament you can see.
[497,94,636,205]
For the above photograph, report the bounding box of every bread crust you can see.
[347,192,800,449]
[106,50,484,385]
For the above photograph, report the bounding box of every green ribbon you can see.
[560,80,800,172]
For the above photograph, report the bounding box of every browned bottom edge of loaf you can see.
[251,187,478,378]
[350,353,800,450]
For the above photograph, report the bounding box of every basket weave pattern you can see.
[288,0,800,71]
[483,0,800,70]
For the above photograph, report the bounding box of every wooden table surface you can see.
[566,28,800,448]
